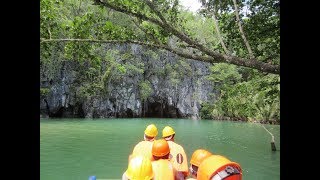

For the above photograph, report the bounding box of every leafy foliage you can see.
[40,0,280,122]
[199,0,280,62]
[40,88,50,98]
[202,64,280,123]
[139,81,153,101]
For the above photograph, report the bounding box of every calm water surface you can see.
[40,118,280,180]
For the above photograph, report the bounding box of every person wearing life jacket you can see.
[122,155,154,180]
[162,126,189,179]
[187,149,213,180]
[151,139,176,180]
[129,124,158,162]
[197,155,242,180]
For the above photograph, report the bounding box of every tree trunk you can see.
[211,11,230,55]
[232,0,254,58]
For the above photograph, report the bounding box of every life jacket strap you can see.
[211,166,240,180]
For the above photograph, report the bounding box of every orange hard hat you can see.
[197,155,242,180]
[152,139,170,157]
[190,149,213,167]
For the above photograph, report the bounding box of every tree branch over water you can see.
[40,0,279,74]
[90,0,279,74]
[40,37,278,74]
[40,0,280,123]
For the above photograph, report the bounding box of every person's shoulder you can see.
[138,140,154,146]
[135,141,143,145]
[171,141,184,148]
[159,158,171,164]
[134,140,146,147]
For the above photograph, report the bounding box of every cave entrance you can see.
[143,101,181,118]
[48,104,85,118]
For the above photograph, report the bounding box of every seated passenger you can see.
[162,126,189,179]
[197,155,242,180]
[122,155,154,180]
[129,124,158,162]
[151,139,176,180]
[187,149,213,180]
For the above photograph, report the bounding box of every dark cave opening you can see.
[49,104,85,118]
[143,101,182,118]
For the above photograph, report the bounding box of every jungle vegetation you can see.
[40,0,280,124]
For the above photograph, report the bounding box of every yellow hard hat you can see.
[144,124,158,137]
[125,156,154,180]
[190,149,213,167]
[162,126,175,137]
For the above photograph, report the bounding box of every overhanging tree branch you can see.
[40,38,212,62]
[89,0,279,74]
[94,1,223,62]
[130,17,163,45]
[93,0,165,27]
[141,0,220,58]
[40,38,279,74]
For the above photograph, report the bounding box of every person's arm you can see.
[181,171,189,178]
[128,153,133,163]
[122,172,129,180]
[128,142,140,163]
[180,148,189,178]
[172,164,186,180]
[174,171,186,180]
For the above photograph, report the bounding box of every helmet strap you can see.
[164,134,175,141]
[211,166,240,180]
[144,134,155,141]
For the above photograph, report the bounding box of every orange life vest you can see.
[151,159,175,180]
[167,141,189,175]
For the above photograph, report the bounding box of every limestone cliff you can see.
[40,44,217,119]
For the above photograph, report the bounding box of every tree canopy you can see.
[41,0,280,74]
[40,0,280,123]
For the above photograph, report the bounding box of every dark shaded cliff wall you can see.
[40,44,217,119]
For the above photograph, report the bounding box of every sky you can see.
[179,0,252,17]
[179,0,202,13]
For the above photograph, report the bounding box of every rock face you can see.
[40,44,216,119]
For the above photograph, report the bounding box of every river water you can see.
[40,118,280,180]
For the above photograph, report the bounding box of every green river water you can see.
[40,118,280,180]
